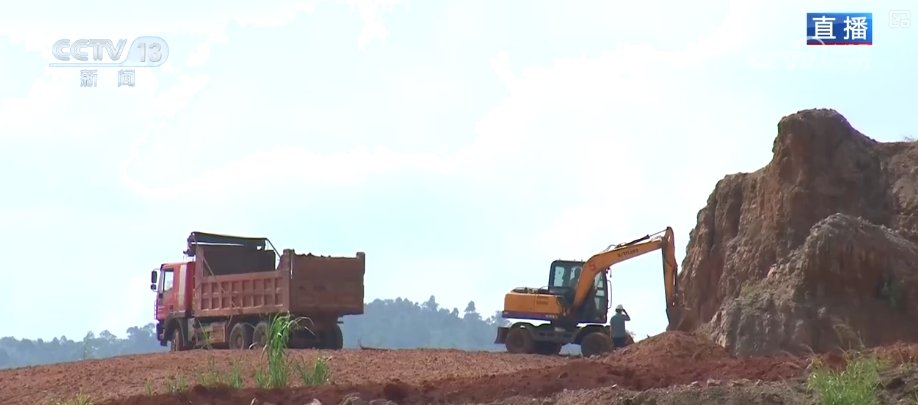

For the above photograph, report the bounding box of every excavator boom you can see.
[570,227,694,331]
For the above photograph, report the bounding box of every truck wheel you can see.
[170,325,187,352]
[505,327,535,354]
[252,321,269,349]
[315,325,343,350]
[535,342,562,355]
[327,324,343,350]
[229,323,254,350]
[580,332,612,357]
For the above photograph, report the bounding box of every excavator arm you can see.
[570,227,695,331]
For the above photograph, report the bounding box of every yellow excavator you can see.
[494,226,696,356]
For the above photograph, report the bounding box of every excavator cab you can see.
[547,260,608,324]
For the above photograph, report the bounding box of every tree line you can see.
[0,296,511,369]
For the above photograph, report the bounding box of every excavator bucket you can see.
[665,306,698,332]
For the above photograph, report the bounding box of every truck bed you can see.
[193,249,365,318]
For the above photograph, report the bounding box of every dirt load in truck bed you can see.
[190,236,365,318]
[677,108,918,356]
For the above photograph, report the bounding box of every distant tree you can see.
[423,295,439,311]
[0,295,510,369]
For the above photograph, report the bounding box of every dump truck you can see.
[150,231,365,351]
[495,227,696,356]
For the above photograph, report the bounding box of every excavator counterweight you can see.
[495,226,696,356]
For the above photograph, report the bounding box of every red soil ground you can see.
[0,332,831,405]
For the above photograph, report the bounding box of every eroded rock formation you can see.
[679,108,918,356]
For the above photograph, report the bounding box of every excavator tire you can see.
[535,342,563,355]
[505,326,536,354]
[580,332,613,357]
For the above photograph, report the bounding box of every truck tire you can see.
[327,324,343,350]
[170,325,187,352]
[580,332,612,357]
[252,321,269,349]
[315,325,343,350]
[505,326,535,354]
[535,342,563,355]
[229,322,254,350]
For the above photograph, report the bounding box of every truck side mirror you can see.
[150,270,158,284]
[150,283,156,291]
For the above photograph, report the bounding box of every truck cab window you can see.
[162,269,174,292]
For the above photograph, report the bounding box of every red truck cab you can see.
[150,261,195,345]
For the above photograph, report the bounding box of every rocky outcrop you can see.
[679,108,918,356]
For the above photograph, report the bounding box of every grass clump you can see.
[46,392,94,405]
[195,358,244,388]
[253,313,299,388]
[163,374,189,393]
[144,313,332,393]
[252,313,332,388]
[807,354,885,405]
[295,355,331,385]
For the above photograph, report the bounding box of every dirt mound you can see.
[98,354,809,405]
[0,345,816,405]
[679,108,918,356]
[0,349,565,405]
[613,332,732,362]
[545,381,808,405]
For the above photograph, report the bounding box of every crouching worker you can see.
[609,304,631,349]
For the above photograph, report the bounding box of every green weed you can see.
[227,360,244,388]
[46,392,94,405]
[263,314,295,388]
[194,357,245,388]
[294,355,331,386]
[148,313,333,391]
[253,367,271,389]
[196,320,214,350]
[807,354,885,405]
[163,374,188,393]
[250,313,333,388]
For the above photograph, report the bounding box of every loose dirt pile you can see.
[678,108,918,356]
[613,331,732,362]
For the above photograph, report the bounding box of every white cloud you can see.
[0,1,357,57]
[115,39,679,203]
[120,144,466,201]
[148,74,211,119]
[338,0,409,49]
[0,73,69,134]
[0,0,408,145]
[185,32,229,68]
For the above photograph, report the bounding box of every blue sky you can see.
[1,0,916,342]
